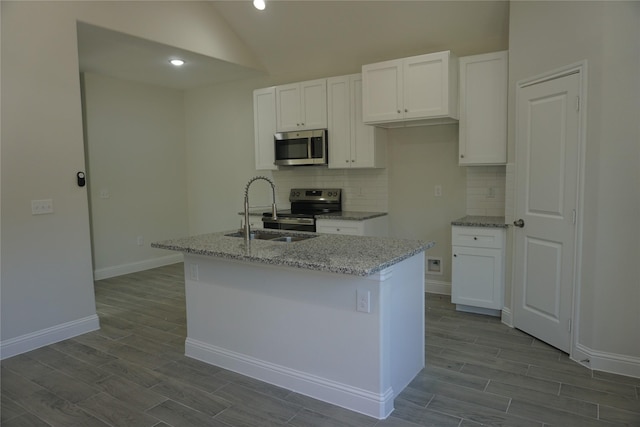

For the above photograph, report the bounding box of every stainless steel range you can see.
[262,188,342,232]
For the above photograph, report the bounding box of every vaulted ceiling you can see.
[78,1,510,90]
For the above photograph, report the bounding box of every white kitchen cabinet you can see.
[276,79,327,132]
[451,226,505,315]
[316,216,388,237]
[458,51,508,165]
[362,51,459,127]
[253,87,277,170]
[327,74,387,169]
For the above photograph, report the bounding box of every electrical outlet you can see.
[434,185,442,197]
[136,236,144,246]
[356,289,370,313]
[189,263,199,281]
[31,199,53,215]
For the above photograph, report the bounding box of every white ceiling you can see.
[77,1,510,90]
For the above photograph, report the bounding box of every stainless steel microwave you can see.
[274,129,327,166]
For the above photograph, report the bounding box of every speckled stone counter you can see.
[152,229,433,276]
[315,211,388,221]
[451,215,508,228]
[242,211,387,221]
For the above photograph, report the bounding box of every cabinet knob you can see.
[405,109,408,113]
[460,154,465,158]
[397,110,401,114]
[453,254,457,257]
[474,237,477,240]
[345,160,349,163]
[351,160,355,162]
[337,228,341,232]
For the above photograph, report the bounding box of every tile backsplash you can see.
[465,166,506,217]
[272,167,388,212]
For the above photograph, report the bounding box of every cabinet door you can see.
[351,76,388,168]
[300,79,327,130]
[275,83,301,131]
[362,58,403,123]
[253,87,277,170]
[327,76,352,167]
[452,246,503,309]
[403,51,453,119]
[458,51,507,165]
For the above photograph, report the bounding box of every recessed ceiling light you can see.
[170,59,185,66]
[253,0,265,10]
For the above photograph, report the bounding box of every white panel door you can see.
[513,71,581,353]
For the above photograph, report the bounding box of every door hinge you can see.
[575,96,581,112]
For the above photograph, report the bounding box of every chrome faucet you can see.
[244,176,278,244]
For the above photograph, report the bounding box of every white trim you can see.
[425,278,451,295]
[0,315,100,360]
[93,254,183,280]
[573,343,640,379]
[185,338,395,419]
[513,61,587,360]
[501,306,513,327]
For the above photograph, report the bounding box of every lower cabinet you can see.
[451,226,505,315]
[316,216,388,237]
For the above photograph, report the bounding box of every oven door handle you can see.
[262,217,315,226]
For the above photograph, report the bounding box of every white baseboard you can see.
[501,307,513,327]
[573,343,640,379]
[0,315,100,360]
[185,338,394,419]
[425,278,451,295]
[94,254,183,280]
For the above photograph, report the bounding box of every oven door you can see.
[262,217,315,232]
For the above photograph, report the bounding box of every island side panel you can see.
[183,254,394,418]
[387,252,425,395]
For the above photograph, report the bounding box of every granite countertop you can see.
[315,211,387,221]
[244,210,387,221]
[451,215,508,228]
[152,229,433,277]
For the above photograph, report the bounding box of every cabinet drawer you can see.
[452,226,504,249]
[316,220,364,236]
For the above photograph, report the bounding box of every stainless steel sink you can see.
[224,231,317,242]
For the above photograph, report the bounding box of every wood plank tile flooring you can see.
[2,263,639,426]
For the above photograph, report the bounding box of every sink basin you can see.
[224,231,317,243]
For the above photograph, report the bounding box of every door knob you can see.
[513,219,525,228]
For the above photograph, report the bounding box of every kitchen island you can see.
[152,230,434,419]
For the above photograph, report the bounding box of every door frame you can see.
[511,61,587,362]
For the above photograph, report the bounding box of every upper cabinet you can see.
[276,79,327,132]
[458,51,508,165]
[327,74,387,169]
[362,51,459,127]
[253,87,277,170]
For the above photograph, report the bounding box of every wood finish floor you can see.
[2,263,639,426]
